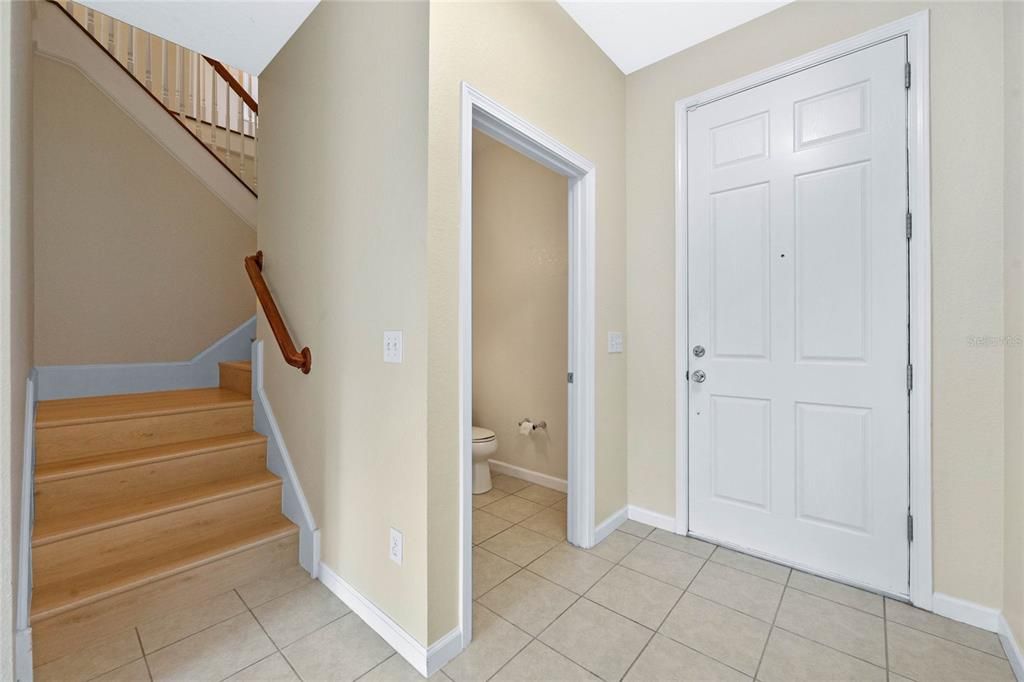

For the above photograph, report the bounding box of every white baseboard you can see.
[999,614,1024,682]
[35,316,256,400]
[252,341,320,577]
[627,505,675,533]
[595,506,628,545]
[15,627,32,681]
[318,562,462,677]
[932,592,1002,633]
[487,459,567,493]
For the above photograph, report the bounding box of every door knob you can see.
[692,370,706,383]
[693,345,706,357]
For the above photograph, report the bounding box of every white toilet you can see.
[472,426,498,494]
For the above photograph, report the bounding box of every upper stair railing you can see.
[58,1,259,192]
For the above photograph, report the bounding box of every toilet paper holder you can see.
[518,418,547,433]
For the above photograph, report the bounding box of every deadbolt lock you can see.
[693,345,706,358]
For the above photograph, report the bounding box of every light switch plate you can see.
[384,331,403,364]
[389,528,403,565]
[608,331,624,354]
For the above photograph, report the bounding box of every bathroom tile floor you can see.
[37,473,1016,682]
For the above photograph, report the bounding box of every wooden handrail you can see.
[245,252,311,373]
[204,57,258,114]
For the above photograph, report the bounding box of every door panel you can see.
[711,184,771,359]
[794,162,871,363]
[687,37,909,595]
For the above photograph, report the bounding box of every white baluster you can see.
[238,92,245,180]
[244,73,253,136]
[127,25,135,76]
[145,33,152,90]
[65,0,73,13]
[193,53,201,135]
[106,14,114,53]
[225,90,232,164]
[198,56,206,136]
[252,113,258,190]
[177,46,185,116]
[209,63,217,150]
[161,41,169,105]
[86,7,94,36]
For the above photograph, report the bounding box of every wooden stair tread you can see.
[36,388,251,428]
[33,471,281,546]
[31,515,297,621]
[219,361,251,370]
[35,432,267,483]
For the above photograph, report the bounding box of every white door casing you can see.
[686,37,910,596]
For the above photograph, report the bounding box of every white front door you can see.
[687,37,910,595]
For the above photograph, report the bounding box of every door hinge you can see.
[567,372,574,384]
[905,62,911,89]
[906,211,913,240]
[907,513,914,542]
[907,364,914,392]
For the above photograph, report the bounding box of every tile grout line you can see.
[137,580,312,661]
[751,568,791,681]
[619,547,712,680]
[354,652,397,681]
[235,586,312,681]
[614,526,665,681]
[135,627,155,682]
[642,545,759,679]
[883,613,1012,660]
[770,622,889,673]
[884,595,892,678]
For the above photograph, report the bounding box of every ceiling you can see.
[77,1,319,74]
[557,1,791,74]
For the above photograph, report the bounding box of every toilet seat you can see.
[472,426,496,443]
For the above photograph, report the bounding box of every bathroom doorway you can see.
[471,127,568,499]
[458,84,597,649]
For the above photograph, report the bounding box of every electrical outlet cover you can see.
[384,331,403,364]
[389,527,403,565]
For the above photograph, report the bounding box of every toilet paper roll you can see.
[519,420,533,435]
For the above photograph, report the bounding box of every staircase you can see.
[30,361,300,667]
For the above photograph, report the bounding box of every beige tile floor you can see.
[37,473,1017,682]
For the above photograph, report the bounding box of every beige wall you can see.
[472,132,569,481]
[1004,0,1024,647]
[626,1,1007,608]
[427,0,626,641]
[0,0,34,676]
[33,55,255,366]
[258,1,431,644]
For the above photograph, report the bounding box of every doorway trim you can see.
[458,82,597,648]
[673,12,932,608]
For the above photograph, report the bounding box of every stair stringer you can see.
[252,340,320,576]
[33,1,256,227]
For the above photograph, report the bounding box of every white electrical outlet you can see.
[384,330,403,364]
[608,331,624,354]
[389,528,403,565]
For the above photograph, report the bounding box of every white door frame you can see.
[459,82,597,647]
[674,12,932,608]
